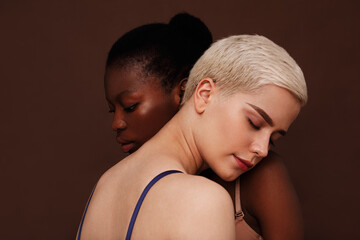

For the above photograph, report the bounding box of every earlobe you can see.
[194,78,216,114]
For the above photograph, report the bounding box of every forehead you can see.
[250,86,300,127]
[104,65,162,94]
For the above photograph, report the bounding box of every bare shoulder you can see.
[241,151,304,239]
[242,151,291,187]
[171,173,233,199]
[137,173,236,239]
[170,174,236,239]
[163,174,235,220]
[176,174,235,214]
[76,160,132,239]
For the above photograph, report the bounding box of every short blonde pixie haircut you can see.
[182,35,307,106]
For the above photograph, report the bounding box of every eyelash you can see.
[248,119,260,130]
[248,119,275,146]
[108,103,138,114]
[123,103,138,113]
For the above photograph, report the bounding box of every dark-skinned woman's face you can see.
[105,65,181,154]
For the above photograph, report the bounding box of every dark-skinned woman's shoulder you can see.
[241,151,304,240]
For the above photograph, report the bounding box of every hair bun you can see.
[168,13,212,59]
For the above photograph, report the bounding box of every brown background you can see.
[1,0,359,239]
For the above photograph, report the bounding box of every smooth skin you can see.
[105,65,184,153]
[79,78,301,239]
[103,65,304,239]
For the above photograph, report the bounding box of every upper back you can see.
[78,154,235,239]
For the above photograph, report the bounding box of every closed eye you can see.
[248,119,260,130]
[249,119,275,146]
[123,103,138,113]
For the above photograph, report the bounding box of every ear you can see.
[171,78,188,107]
[194,78,216,114]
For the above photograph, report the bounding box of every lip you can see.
[233,155,254,172]
[116,136,136,153]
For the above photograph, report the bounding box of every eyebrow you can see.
[246,103,287,136]
[105,90,137,105]
[117,90,136,98]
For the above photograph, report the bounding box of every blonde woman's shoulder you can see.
[132,173,236,240]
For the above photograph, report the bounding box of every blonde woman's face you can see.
[196,85,301,181]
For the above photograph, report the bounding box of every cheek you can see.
[215,108,248,147]
[199,106,245,156]
[130,100,178,142]
[143,98,178,122]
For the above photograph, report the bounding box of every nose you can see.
[250,136,269,158]
[112,110,127,131]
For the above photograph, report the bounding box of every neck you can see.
[148,103,207,175]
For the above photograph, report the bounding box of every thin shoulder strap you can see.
[77,183,97,240]
[126,170,182,240]
[235,177,244,220]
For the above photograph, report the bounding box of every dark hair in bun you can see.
[106,13,212,92]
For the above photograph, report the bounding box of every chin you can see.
[220,171,239,182]
[131,141,146,154]
[128,147,139,154]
